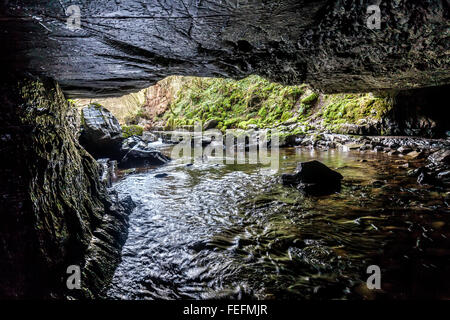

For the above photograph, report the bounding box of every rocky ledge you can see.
[1,0,449,96]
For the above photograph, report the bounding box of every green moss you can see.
[320,93,393,128]
[89,102,103,109]
[160,75,307,130]
[301,92,319,105]
[149,75,395,137]
[122,125,144,138]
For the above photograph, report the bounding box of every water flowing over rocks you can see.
[2,0,449,97]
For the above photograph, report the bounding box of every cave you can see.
[0,0,449,303]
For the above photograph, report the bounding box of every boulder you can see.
[429,150,450,165]
[79,105,170,168]
[281,160,343,195]
[79,104,124,159]
[119,136,171,168]
[203,119,219,131]
[119,195,137,213]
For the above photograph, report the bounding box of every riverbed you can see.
[106,146,450,300]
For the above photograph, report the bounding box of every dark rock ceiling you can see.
[1,0,449,97]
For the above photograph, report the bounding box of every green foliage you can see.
[151,75,394,137]
[122,125,144,138]
[320,93,393,126]
[162,75,306,131]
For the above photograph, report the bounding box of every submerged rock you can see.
[79,104,124,159]
[406,151,424,159]
[397,146,413,154]
[281,160,343,195]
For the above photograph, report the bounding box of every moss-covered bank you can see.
[143,76,394,135]
[126,75,446,138]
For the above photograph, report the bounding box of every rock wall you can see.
[381,85,450,137]
[0,75,132,298]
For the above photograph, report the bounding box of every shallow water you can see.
[107,147,450,300]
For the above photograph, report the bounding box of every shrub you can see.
[122,125,144,138]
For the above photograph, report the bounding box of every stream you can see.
[106,144,450,300]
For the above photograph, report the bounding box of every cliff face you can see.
[1,0,449,97]
[0,76,132,298]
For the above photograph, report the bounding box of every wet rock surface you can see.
[0,76,135,298]
[82,190,136,299]
[2,1,449,97]
[79,106,171,168]
[119,136,171,169]
[79,104,124,159]
[282,160,343,195]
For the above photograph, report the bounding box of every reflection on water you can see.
[107,147,450,300]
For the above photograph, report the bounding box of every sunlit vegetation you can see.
[155,76,393,133]
[122,125,144,138]
[76,75,394,134]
